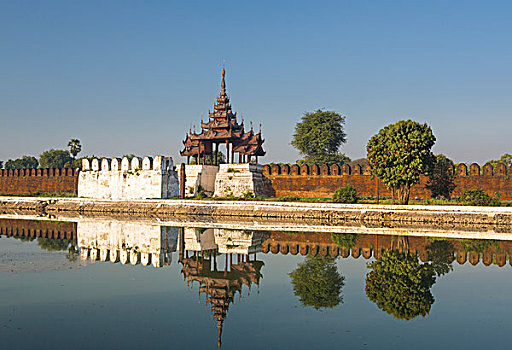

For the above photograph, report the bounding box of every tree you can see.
[365,250,436,320]
[39,149,73,168]
[0,161,3,169]
[67,139,82,158]
[366,120,436,204]
[425,154,456,199]
[4,156,39,169]
[291,109,350,166]
[289,255,344,309]
[190,151,225,165]
[489,153,512,172]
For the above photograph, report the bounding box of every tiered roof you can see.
[181,255,264,348]
[180,68,265,160]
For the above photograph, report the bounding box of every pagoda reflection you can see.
[180,228,268,348]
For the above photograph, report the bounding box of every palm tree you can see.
[68,139,82,158]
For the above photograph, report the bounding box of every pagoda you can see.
[180,68,266,165]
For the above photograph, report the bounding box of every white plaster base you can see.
[214,163,271,197]
[178,165,219,197]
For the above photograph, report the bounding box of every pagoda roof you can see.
[180,67,266,159]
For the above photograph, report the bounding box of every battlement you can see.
[0,168,78,195]
[78,155,179,200]
[81,156,174,172]
[262,162,512,200]
[261,231,512,267]
[262,162,511,177]
[0,168,78,177]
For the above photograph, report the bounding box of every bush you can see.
[457,189,500,206]
[332,185,358,203]
[196,185,207,199]
[278,195,301,202]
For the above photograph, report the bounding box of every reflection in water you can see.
[180,227,268,348]
[289,256,344,309]
[365,249,436,320]
[3,217,512,346]
[77,221,178,267]
[77,222,268,348]
[181,250,264,348]
[426,240,455,276]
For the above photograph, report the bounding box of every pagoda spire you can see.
[220,66,226,97]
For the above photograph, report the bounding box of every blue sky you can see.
[1,0,511,164]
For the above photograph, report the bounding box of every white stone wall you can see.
[214,163,267,197]
[77,219,178,267]
[183,227,266,255]
[177,165,218,197]
[78,156,178,199]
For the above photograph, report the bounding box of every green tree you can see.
[365,250,436,320]
[291,109,350,166]
[190,151,225,165]
[289,255,345,310]
[0,160,3,169]
[489,153,512,172]
[4,156,39,169]
[67,139,82,158]
[366,120,436,204]
[39,149,73,168]
[425,154,456,199]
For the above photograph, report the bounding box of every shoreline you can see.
[1,196,512,231]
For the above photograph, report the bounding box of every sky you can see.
[1,0,511,165]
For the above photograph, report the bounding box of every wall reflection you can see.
[2,217,512,344]
[181,228,268,348]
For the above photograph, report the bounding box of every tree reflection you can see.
[289,255,344,310]
[365,250,436,320]
[331,233,357,250]
[37,238,71,251]
[37,238,79,262]
[426,240,455,276]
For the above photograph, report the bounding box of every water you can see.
[1,216,511,349]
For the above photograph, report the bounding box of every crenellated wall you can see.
[262,162,512,199]
[78,156,179,199]
[77,219,178,267]
[261,231,512,267]
[0,168,78,195]
[0,218,77,239]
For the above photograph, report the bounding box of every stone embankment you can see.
[1,196,512,232]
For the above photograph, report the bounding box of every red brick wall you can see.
[262,232,512,267]
[263,163,512,200]
[0,218,77,239]
[0,168,78,195]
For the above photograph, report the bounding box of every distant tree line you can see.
[1,138,82,169]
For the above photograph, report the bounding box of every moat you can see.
[1,215,512,349]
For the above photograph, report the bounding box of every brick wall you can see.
[262,231,512,267]
[0,168,78,195]
[0,218,77,239]
[262,162,512,200]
